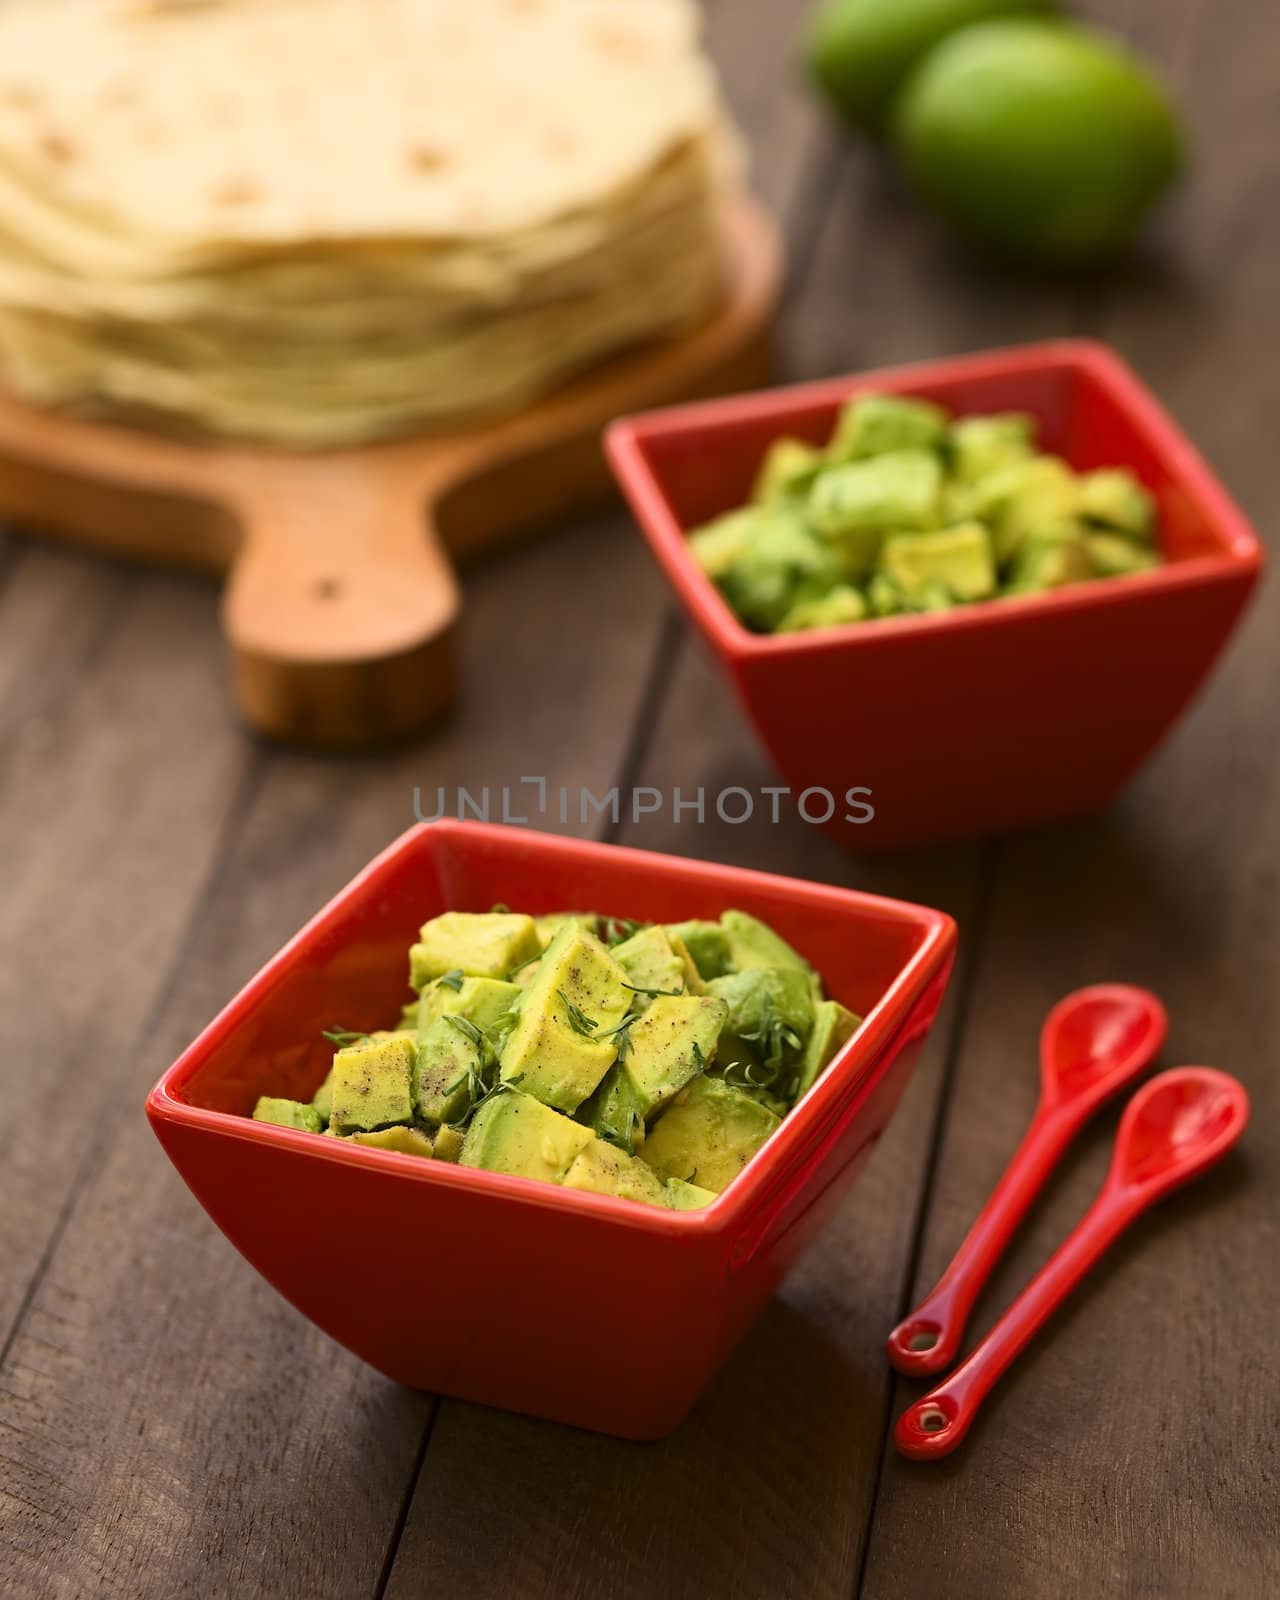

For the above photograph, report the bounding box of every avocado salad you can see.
[689,392,1162,633]
[251,909,861,1210]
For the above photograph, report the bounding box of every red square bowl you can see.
[606,340,1264,851]
[147,820,955,1439]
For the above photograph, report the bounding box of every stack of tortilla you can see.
[0,0,739,446]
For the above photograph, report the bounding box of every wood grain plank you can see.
[0,514,671,1600]
[0,553,253,1345]
[861,3,1280,1596]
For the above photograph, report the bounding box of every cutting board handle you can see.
[222,458,460,747]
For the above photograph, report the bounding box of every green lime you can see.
[804,0,1057,139]
[892,19,1184,266]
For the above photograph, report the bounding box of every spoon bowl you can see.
[1111,1067,1249,1196]
[1040,984,1168,1110]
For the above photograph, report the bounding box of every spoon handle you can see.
[894,1186,1139,1460]
[886,1101,1080,1375]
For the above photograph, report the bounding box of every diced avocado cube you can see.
[639,1077,780,1193]
[666,919,732,980]
[752,436,824,505]
[414,1015,483,1125]
[562,1137,669,1208]
[618,995,727,1118]
[577,1062,649,1155]
[310,1068,335,1124]
[830,393,948,461]
[808,451,943,579]
[792,1000,861,1103]
[718,508,843,633]
[1004,530,1094,594]
[252,1096,322,1134]
[432,1123,465,1163]
[948,413,1036,483]
[665,1177,718,1210]
[969,455,1079,567]
[777,583,868,632]
[534,911,598,949]
[688,508,758,581]
[419,975,520,1036]
[908,579,957,614]
[346,1126,434,1159]
[880,523,996,604]
[409,911,540,989]
[330,1035,416,1133]
[498,925,630,1113]
[459,1091,593,1183]
[867,570,906,617]
[1077,469,1155,542]
[396,1001,419,1032]
[611,925,697,1007]
[1085,532,1160,578]
[707,967,815,1055]
[720,910,812,977]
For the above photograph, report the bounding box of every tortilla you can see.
[0,0,740,444]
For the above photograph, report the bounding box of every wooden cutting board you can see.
[0,197,781,748]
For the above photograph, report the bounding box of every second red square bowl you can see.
[147,821,955,1439]
[607,341,1264,851]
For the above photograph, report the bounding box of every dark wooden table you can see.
[2,3,1275,1595]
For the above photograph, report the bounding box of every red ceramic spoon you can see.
[895,1067,1250,1461]
[888,984,1167,1377]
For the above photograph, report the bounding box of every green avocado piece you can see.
[1085,531,1160,577]
[777,582,868,632]
[253,1096,322,1134]
[640,1076,781,1193]
[880,522,997,603]
[688,508,759,581]
[752,436,824,505]
[346,1125,434,1159]
[459,1091,593,1183]
[534,911,598,949]
[908,578,958,613]
[409,911,540,989]
[310,1068,335,1124]
[431,1123,465,1162]
[707,967,816,1056]
[666,920,733,981]
[1005,528,1094,593]
[968,454,1078,566]
[498,925,630,1113]
[665,1177,718,1211]
[792,1000,862,1102]
[829,392,948,461]
[611,924,700,1006]
[718,508,844,633]
[562,1136,669,1208]
[577,1063,649,1156]
[396,1001,419,1032]
[947,412,1036,482]
[619,995,728,1118]
[330,1035,416,1133]
[808,450,943,578]
[420,975,521,1036]
[1077,469,1155,541]
[720,910,812,977]
[867,570,906,617]
[413,1015,483,1125]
